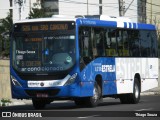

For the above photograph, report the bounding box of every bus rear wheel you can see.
[130,78,140,104]
[120,78,140,104]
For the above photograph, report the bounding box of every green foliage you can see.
[1,98,11,107]
[0,13,13,58]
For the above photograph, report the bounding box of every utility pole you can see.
[99,0,102,15]
[9,0,13,18]
[150,0,152,24]
[119,0,135,17]
[124,0,134,16]
[118,0,124,16]
[14,0,26,20]
[87,0,89,15]
[29,0,31,13]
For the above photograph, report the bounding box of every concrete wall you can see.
[0,59,160,99]
[0,60,11,99]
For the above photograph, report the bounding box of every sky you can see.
[0,0,138,22]
[59,0,138,22]
[0,0,10,19]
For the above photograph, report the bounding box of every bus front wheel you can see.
[85,82,101,107]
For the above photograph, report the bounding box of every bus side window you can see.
[151,31,158,57]
[117,30,129,57]
[140,30,158,57]
[79,27,92,68]
[93,28,105,57]
[105,29,118,56]
[129,30,140,57]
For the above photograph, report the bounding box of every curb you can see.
[8,100,32,106]
[141,92,160,96]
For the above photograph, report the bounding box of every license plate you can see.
[36,93,48,98]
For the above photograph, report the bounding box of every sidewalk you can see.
[141,87,160,96]
[9,99,32,106]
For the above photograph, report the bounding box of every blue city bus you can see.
[10,15,159,109]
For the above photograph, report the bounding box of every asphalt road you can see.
[0,95,160,119]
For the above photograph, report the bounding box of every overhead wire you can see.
[58,0,160,17]
[1,0,159,22]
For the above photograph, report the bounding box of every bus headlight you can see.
[11,75,22,87]
[64,73,77,86]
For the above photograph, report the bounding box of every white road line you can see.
[77,117,88,119]
[77,115,100,119]
[135,108,153,111]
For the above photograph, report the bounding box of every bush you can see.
[0,98,11,107]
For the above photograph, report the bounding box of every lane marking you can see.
[77,115,100,119]
[135,108,153,111]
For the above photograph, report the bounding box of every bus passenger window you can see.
[105,29,118,56]
[129,30,140,57]
[79,27,92,67]
[117,30,129,57]
[150,31,158,57]
[93,28,105,57]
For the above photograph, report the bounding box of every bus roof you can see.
[14,15,156,30]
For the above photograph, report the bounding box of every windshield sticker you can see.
[45,49,49,55]
[70,35,75,39]
[66,56,72,63]
[44,36,75,40]
[16,55,23,60]
[21,66,64,72]
[16,50,35,54]
[21,61,41,67]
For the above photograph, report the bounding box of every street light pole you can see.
[118,0,124,16]
[87,0,89,15]
[150,0,152,24]
[14,0,26,20]
[99,0,102,15]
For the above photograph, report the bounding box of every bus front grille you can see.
[25,89,60,97]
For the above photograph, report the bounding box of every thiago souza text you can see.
[135,112,158,117]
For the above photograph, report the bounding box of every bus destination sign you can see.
[14,22,75,32]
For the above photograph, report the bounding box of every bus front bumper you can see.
[11,82,94,99]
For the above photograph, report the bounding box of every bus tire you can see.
[120,78,140,104]
[32,99,46,109]
[129,78,140,104]
[85,82,101,107]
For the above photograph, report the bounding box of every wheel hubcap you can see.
[135,84,139,98]
[93,87,99,103]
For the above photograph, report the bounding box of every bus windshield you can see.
[12,21,76,73]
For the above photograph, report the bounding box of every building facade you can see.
[0,0,159,24]
[58,0,138,22]
[146,0,160,38]
[0,0,140,23]
[0,0,39,22]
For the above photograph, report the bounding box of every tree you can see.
[28,2,52,19]
[0,13,13,58]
